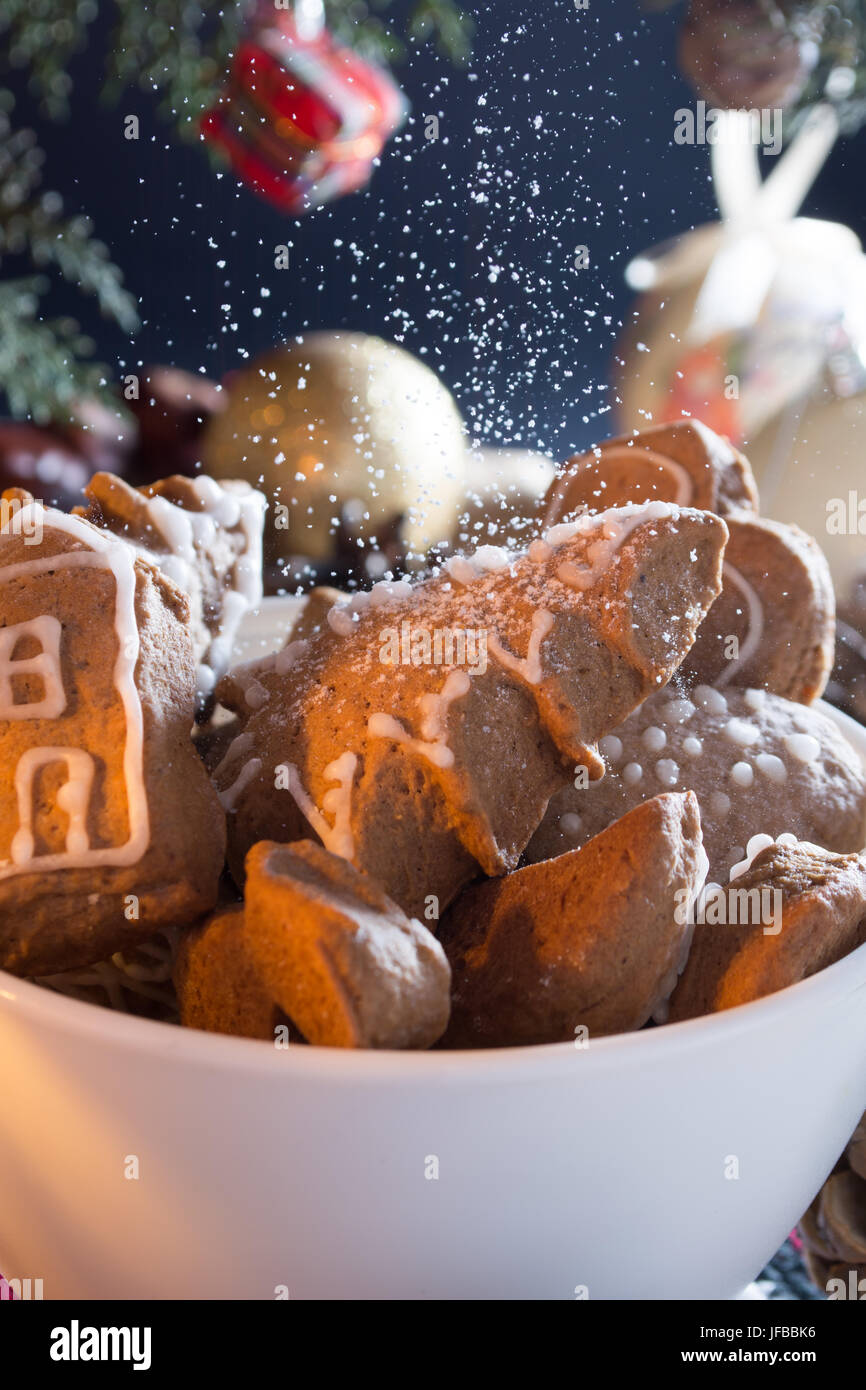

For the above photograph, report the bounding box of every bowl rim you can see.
[2,935,865,1087]
[3,652,866,1086]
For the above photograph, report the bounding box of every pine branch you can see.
[0,277,113,423]
[0,106,138,421]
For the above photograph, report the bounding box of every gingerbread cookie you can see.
[525,685,866,882]
[676,513,835,704]
[174,905,286,1041]
[0,496,226,975]
[544,420,758,526]
[438,792,706,1047]
[214,501,726,917]
[76,470,266,705]
[243,840,451,1049]
[668,837,866,1020]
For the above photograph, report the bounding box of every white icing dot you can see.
[730,761,754,787]
[642,725,667,753]
[655,758,679,787]
[730,831,796,881]
[784,733,821,764]
[598,735,623,764]
[473,544,510,572]
[744,688,767,711]
[527,539,552,563]
[622,762,643,786]
[561,812,583,836]
[709,791,731,816]
[683,736,703,758]
[725,718,760,747]
[327,605,355,637]
[661,698,695,724]
[756,753,788,784]
[694,684,728,715]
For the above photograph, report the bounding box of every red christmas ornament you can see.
[201,2,408,214]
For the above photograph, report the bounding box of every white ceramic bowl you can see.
[1,702,866,1301]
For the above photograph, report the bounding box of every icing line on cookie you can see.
[488,609,554,686]
[367,712,455,770]
[218,756,263,812]
[285,753,358,860]
[714,562,764,687]
[549,449,694,520]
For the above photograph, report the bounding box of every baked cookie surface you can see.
[213,501,727,917]
[439,791,706,1047]
[544,420,759,525]
[525,685,866,883]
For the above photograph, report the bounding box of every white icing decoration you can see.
[560,812,583,836]
[724,718,760,747]
[284,753,358,860]
[143,480,265,701]
[472,545,510,572]
[730,831,798,882]
[784,733,821,764]
[655,758,679,787]
[368,670,472,772]
[527,539,552,564]
[683,736,703,758]
[327,605,356,637]
[212,731,255,781]
[367,712,455,769]
[0,616,66,720]
[744,688,766,711]
[488,609,554,686]
[756,753,788,784]
[418,670,472,743]
[715,563,764,688]
[11,747,95,863]
[661,697,695,725]
[0,502,149,879]
[709,791,731,816]
[274,639,309,676]
[598,734,623,764]
[244,679,269,710]
[218,757,263,812]
[622,761,643,786]
[693,684,728,715]
[547,500,680,591]
[730,761,754,787]
[642,725,666,753]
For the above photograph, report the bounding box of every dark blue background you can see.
[8,0,866,455]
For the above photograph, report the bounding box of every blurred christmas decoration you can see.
[799,1111,866,1298]
[678,0,822,111]
[616,104,866,591]
[201,2,408,215]
[127,367,225,483]
[654,0,866,135]
[200,331,469,588]
[0,0,472,424]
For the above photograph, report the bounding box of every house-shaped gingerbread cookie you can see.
[0,493,226,976]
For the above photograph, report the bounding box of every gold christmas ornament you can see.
[201,332,469,570]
